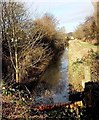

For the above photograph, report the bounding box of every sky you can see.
[18,0,94,32]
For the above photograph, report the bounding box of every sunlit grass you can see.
[68,40,98,91]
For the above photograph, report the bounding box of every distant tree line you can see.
[1,1,67,84]
[73,16,98,44]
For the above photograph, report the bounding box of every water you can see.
[34,48,69,105]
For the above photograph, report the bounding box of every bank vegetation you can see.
[2,2,67,85]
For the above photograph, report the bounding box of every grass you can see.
[68,40,98,91]
[68,40,97,62]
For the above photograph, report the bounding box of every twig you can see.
[24,85,31,95]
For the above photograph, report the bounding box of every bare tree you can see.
[73,16,97,42]
[1,1,30,83]
[2,2,67,84]
[1,2,53,83]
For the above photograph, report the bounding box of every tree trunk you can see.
[15,40,19,83]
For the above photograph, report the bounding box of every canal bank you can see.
[33,48,69,105]
[68,40,98,91]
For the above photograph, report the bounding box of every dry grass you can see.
[68,40,98,91]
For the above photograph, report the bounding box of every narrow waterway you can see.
[34,48,69,105]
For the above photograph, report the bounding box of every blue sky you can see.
[21,0,94,32]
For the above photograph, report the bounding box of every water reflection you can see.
[35,48,69,105]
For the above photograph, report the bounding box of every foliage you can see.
[2,2,67,84]
[33,13,57,41]
[72,49,99,83]
[73,49,99,66]
[2,2,32,83]
[33,13,67,50]
[73,16,97,43]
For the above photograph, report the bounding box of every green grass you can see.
[68,40,98,91]
[78,41,98,49]
[68,40,98,64]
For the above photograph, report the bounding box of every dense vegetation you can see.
[68,39,98,92]
[1,2,69,119]
[1,1,99,120]
[2,2,67,85]
[73,16,98,44]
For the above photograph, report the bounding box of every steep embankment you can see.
[68,40,98,91]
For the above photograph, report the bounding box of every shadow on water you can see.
[33,48,69,105]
